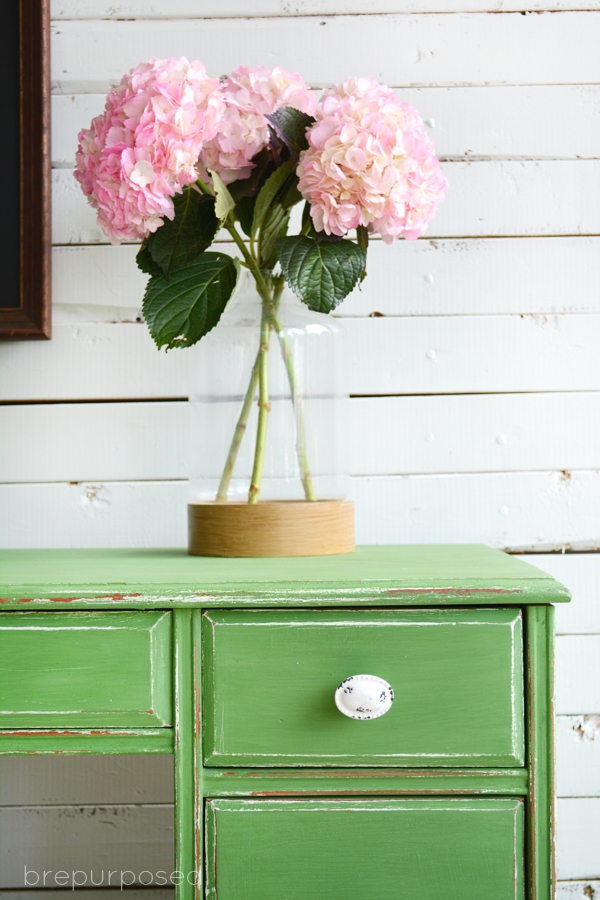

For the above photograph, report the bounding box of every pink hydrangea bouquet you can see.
[76,58,447,504]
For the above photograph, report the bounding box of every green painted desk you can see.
[0,545,569,900]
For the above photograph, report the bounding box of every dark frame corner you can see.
[0,0,51,340]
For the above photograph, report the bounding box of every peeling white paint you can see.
[79,483,111,514]
[572,716,600,743]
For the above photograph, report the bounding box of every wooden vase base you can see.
[188,500,355,557]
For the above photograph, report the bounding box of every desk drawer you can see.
[0,611,172,727]
[202,609,524,766]
[206,798,524,900]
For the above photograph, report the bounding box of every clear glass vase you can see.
[189,269,348,504]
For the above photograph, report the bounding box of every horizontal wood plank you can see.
[0,402,190,482]
[556,715,600,798]
[0,472,597,550]
[0,805,174,889]
[351,471,600,551]
[52,161,600,245]
[2,393,599,483]
[0,755,174,805]
[52,85,600,167]
[346,314,600,395]
[0,480,191,549]
[349,393,600,475]
[523,553,600,635]
[51,238,600,321]
[50,1,600,17]
[3,315,600,400]
[557,798,600,880]
[51,13,600,93]
[557,886,600,900]
[555,635,600,715]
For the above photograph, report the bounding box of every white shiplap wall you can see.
[1,1,599,895]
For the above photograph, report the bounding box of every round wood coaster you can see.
[188,500,355,557]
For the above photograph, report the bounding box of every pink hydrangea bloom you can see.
[198,65,317,185]
[297,77,447,243]
[74,57,223,243]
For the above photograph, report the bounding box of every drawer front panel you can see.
[202,609,524,766]
[0,611,172,727]
[206,798,524,900]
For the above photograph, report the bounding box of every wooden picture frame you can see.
[0,0,51,340]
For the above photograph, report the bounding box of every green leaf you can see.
[136,243,163,278]
[265,106,315,159]
[210,170,236,221]
[356,224,369,251]
[312,229,344,243]
[277,236,366,313]
[258,204,290,269]
[228,148,274,203]
[301,201,312,234]
[236,195,256,238]
[356,225,369,282]
[142,252,238,350]
[281,176,303,210]
[251,160,296,241]
[146,189,218,278]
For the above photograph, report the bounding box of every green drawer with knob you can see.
[0,611,173,728]
[201,608,524,767]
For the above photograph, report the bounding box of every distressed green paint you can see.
[174,610,195,900]
[203,767,529,796]
[0,546,565,899]
[192,610,205,900]
[525,605,555,900]
[0,545,570,607]
[202,609,524,767]
[0,728,173,754]
[205,798,525,900]
[0,611,172,727]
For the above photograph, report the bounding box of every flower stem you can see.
[212,233,273,504]
[212,229,317,504]
[248,302,272,503]
[225,220,254,271]
[215,347,261,502]
[271,310,317,502]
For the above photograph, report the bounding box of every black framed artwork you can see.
[0,0,51,339]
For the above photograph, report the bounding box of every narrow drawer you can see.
[202,608,524,766]
[206,797,524,900]
[0,611,172,727]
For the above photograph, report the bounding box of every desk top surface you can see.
[0,545,569,608]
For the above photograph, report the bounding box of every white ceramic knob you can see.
[334,674,394,720]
